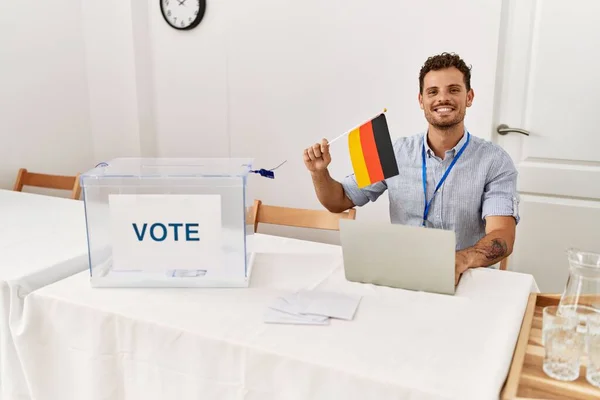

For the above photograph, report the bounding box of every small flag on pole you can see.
[348,112,399,188]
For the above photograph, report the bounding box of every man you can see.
[303,52,519,284]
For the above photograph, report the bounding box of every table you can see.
[0,190,89,400]
[14,233,538,400]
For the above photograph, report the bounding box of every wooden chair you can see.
[500,257,508,271]
[248,199,356,233]
[13,168,81,200]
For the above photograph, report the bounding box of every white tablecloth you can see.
[0,190,89,400]
[14,233,538,400]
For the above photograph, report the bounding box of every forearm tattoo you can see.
[475,238,508,261]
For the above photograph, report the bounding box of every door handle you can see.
[496,124,530,136]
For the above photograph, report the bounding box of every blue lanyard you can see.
[421,132,470,226]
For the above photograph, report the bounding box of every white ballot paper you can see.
[265,290,362,325]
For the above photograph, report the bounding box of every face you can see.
[418,67,474,131]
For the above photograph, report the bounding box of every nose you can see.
[437,90,450,103]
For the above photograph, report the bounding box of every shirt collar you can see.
[423,128,469,158]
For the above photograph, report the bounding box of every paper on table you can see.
[266,290,362,325]
[264,307,329,325]
[267,297,305,316]
[285,290,362,321]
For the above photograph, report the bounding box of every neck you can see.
[427,124,465,159]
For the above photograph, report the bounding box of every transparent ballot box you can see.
[80,158,255,287]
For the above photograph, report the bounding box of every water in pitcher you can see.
[558,248,600,330]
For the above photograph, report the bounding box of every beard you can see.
[424,106,466,131]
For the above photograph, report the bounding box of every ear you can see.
[418,93,424,110]
[466,88,474,107]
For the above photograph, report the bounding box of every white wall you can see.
[0,0,158,193]
[149,1,230,158]
[0,0,503,244]
[149,0,503,243]
[81,0,158,163]
[0,0,95,190]
[81,0,141,163]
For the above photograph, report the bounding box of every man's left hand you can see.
[455,251,470,285]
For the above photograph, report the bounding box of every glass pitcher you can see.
[558,248,600,328]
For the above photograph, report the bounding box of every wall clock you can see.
[160,0,206,30]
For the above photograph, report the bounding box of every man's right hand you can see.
[303,138,331,173]
[303,138,354,213]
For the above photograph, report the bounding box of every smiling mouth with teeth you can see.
[434,106,454,114]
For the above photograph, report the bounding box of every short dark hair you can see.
[419,52,472,94]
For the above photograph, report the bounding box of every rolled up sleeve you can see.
[481,150,520,224]
[341,174,388,207]
[340,137,405,206]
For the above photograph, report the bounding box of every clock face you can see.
[160,0,206,30]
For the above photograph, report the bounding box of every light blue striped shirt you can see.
[341,131,520,251]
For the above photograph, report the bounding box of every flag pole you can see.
[327,108,387,146]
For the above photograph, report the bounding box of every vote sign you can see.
[109,194,222,272]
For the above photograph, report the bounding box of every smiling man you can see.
[303,52,519,284]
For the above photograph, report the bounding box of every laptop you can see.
[338,219,456,295]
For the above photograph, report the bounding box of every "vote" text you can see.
[132,222,200,242]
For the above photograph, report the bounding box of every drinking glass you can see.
[543,306,583,381]
[587,313,600,388]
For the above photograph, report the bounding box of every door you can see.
[493,0,600,292]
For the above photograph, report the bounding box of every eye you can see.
[450,88,460,93]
